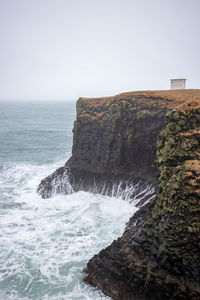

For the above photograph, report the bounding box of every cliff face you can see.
[38,89,200,299]
[84,95,200,299]
[38,93,166,198]
[68,95,166,178]
[38,90,199,198]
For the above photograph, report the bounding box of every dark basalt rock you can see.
[38,90,200,299]
[38,165,156,200]
[84,97,200,300]
[84,201,155,300]
[38,92,170,198]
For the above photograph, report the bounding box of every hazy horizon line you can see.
[0,87,199,103]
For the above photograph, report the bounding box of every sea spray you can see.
[0,101,155,299]
[0,160,145,300]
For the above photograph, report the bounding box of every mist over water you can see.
[0,101,142,299]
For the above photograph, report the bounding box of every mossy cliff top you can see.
[75,89,200,141]
[77,89,200,117]
[79,89,200,105]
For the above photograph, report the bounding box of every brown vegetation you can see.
[80,89,200,109]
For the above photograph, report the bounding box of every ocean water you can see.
[0,101,145,300]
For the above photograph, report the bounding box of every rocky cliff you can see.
[84,92,200,299]
[38,89,200,299]
[38,90,198,198]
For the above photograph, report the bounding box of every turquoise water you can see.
[0,101,75,165]
[0,101,137,300]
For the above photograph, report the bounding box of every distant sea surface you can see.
[0,101,136,300]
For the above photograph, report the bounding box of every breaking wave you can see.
[0,158,155,300]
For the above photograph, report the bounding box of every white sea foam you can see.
[0,160,147,300]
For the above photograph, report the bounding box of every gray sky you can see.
[0,0,199,101]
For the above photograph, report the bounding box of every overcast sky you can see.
[0,0,199,101]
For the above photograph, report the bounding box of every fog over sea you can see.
[0,101,142,300]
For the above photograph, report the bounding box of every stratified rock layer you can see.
[85,96,200,299]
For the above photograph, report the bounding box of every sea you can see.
[0,101,145,300]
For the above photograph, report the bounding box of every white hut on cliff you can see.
[170,79,186,90]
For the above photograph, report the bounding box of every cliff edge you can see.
[38,89,200,299]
